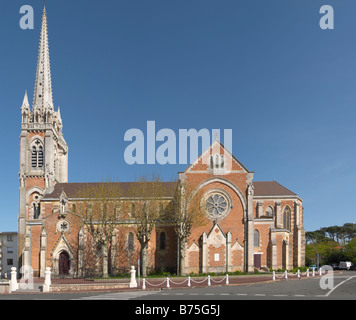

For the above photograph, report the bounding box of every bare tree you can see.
[171,180,207,275]
[77,181,122,278]
[127,174,169,277]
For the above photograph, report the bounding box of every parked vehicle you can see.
[309,264,317,271]
[330,263,339,270]
[339,261,353,270]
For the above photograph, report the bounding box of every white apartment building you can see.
[0,232,18,279]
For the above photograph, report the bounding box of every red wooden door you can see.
[59,251,70,275]
[254,254,261,269]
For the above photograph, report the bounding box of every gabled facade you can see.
[18,8,305,277]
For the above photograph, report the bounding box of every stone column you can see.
[283,240,289,270]
[270,229,277,270]
[246,184,255,273]
[43,267,51,292]
[40,228,47,277]
[275,201,282,228]
[202,232,208,273]
[257,201,263,218]
[44,130,55,188]
[226,231,232,272]
[23,226,31,268]
[18,131,27,268]
[294,201,302,267]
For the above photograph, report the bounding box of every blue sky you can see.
[0,0,355,232]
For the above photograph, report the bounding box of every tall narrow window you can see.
[31,147,37,168]
[254,229,260,247]
[31,140,44,170]
[33,203,41,219]
[38,146,44,168]
[127,232,134,252]
[215,154,219,168]
[283,206,291,231]
[159,232,166,250]
[266,206,273,217]
[220,155,224,168]
[131,203,136,217]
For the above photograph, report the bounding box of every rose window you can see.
[205,194,228,217]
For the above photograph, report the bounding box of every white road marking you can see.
[75,291,156,300]
[324,275,356,297]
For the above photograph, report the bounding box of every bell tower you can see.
[18,7,68,268]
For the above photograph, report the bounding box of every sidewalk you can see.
[9,272,325,294]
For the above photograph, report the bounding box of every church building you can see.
[18,8,305,278]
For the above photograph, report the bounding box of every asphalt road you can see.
[1,271,355,301]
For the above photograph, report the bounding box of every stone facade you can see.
[17,8,305,278]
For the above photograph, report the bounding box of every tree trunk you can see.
[102,245,108,278]
[141,243,148,277]
[178,238,186,276]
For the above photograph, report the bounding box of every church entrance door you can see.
[59,251,70,275]
[254,254,261,269]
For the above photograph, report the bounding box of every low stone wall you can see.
[50,282,130,292]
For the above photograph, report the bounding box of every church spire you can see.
[33,7,54,113]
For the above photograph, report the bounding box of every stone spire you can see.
[33,7,54,113]
[21,90,30,112]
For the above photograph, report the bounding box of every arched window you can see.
[254,229,259,247]
[209,154,225,169]
[33,203,41,219]
[127,232,134,252]
[31,139,44,169]
[159,232,166,250]
[215,154,219,168]
[265,206,273,217]
[283,206,291,231]
[31,147,37,168]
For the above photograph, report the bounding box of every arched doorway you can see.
[58,251,70,275]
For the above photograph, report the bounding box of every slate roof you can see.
[42,180,296,200]
[253,181,296,197]
[42,182,178,200]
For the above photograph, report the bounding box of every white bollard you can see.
[307,269,309,277]
[43,267,51,292]
[207,275,211,286]
[226,274,229,285]
[297,269,301,279]
[129,266,138,288]
[142,278,146,290]
[285,270,288,279]
[272,271,276,281]
[312,268,315,277]
[319,268,322,276]
[188,276,191,287]
[10,267,18,292]
[166,277,170,288]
